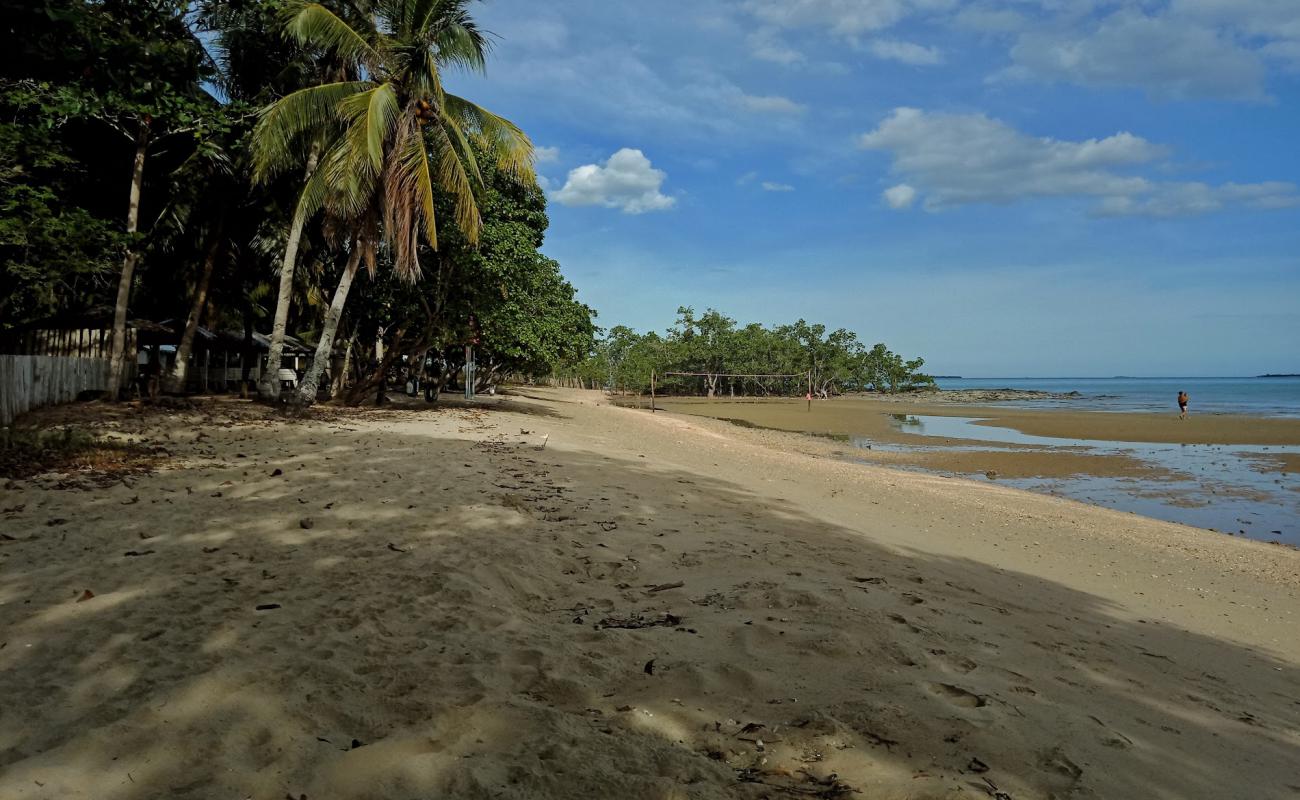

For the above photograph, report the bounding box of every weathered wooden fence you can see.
[0,356,113,426]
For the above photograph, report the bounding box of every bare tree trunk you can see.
[297,240,362,405]
[332,328,356,398]
[164,219,225,394]
[258,147,319,400]
[107,118,150,399]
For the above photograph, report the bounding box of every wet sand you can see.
[655,396,1300,480]
[1,390,1298,799]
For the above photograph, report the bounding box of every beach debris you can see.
[597,612,682,630]
[255,603,281,611]
[299,517,314,530]
[350,738,365,749]
[644,659,656,675]
[270,468,283,477]
[646,580,685,593]
[386,542,408,553]
[123,549,155,557]
[46,518,68,526]
[76,589,95,602]
[598,520,618,531]
[984,471,998,480]
[734,767,857,798]
[202,546,220,553]
[537,434,550,451]
[967,757,991,773]
[980,777,1013,799]
[851,576,886,585]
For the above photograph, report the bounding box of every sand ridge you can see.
[1,389,1297,799]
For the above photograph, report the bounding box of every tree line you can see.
[2,0,594,405]
[557,307,934,397]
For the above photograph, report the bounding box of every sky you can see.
[452,0,1300,377]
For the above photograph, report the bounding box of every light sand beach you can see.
[1,388,1298,799]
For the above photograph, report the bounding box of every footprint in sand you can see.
[927,682,987,708]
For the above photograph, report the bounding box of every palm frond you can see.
[382,119,440,280]
[438,110,485,189]
[282,2,381,69]
[251,81,367,182]
[335,83,400,176]
[429,122,483,244]
[429,12,490,73]
[442,93,534,182]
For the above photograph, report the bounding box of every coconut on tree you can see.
[251,0,534,402]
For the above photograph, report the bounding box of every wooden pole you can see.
[650,370,656,413]
[807,370,812,411]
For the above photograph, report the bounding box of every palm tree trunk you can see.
[297,240,362,404]
[332,328,356,398]
[258,146,320,400]
[164,217,225,394]
[106,118,150,400]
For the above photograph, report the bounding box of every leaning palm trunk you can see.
[164,220,225,394]
[107,119,150,399]
[297,240,363,404]
[258,147,320,399]
[332,328,356,397]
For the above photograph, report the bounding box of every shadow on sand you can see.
[0,402,1297,799]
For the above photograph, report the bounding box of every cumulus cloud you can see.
[864,39,944,65]
[738,93,807,114]
[859,107,1298,216]
[554,148,676,214]
[882,183,918,209]
[534,146,560,163]
[761,181,796,192]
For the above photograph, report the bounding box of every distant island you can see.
[1257,374,1300,378]
[932,375,963,379]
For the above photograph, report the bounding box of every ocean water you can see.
[882,415,1300,545]
[936,377,1300,417]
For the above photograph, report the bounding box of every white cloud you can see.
[882,183,918,209]
[859,107,1298,216]
[748,27,804,64]
[1001,10,1268,101]
[534,146,560,163]
[736,170,759,186]
[742,0,956,37]
[865,38,944,65]
[1096,181,1300,217]
[738,93,807,114]
[761,181,796,192]
[554,148,676,214]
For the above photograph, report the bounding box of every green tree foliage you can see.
[572,310,934,396]
[1,0,588,405]
[0,116,122,325]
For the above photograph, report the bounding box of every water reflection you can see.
[878,415,1299,545]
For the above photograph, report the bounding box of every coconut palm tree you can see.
[251,0,533,402]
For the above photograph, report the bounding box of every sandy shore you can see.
[655,396,1300,480]
[1,389,1298,799]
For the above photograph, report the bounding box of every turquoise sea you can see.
[936,377,1300,417]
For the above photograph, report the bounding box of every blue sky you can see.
[454,0,1300,376]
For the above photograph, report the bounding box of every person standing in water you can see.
[1178,390,1189,420]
